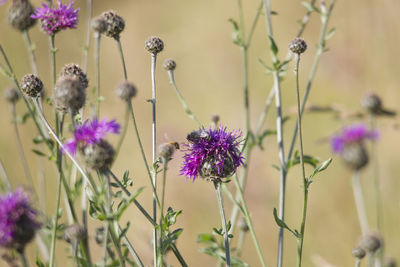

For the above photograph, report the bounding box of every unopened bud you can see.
[145,36,164,54]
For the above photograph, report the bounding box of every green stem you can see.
[214,181,231,267]
[232,175,267,267]
[167,70,201,126]
[159,160,168,267]
[368,252,375,267]
[116,38,128,80]
[294,54,308,267]
[22,30,38,75]
[114,104,129,161]
[117,223,145,267]
[127,101,160,207]
[19,250,29,267]
[103,173,112,267]
[82,0,92,72]
[94,34,101,117]
[352,171,369,235]
[49,35,57,86]
[355,258,361,267]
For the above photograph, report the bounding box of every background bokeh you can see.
[1,0,399,266]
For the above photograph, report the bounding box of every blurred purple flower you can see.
[180,126,244,181]
[331,124,378,153]
[64,118,120,155]
[31,0,79,35]
[0,188,41,250]
[0,0,5,6]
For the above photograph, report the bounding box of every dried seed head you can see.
[7,0,36,32]
[115,81,137,101]
[384,257,397,267]
[199,156,236,182]
[63,224,86,245]
[100,11,125,39]
[3,87,20,104]
[352,246,366,259]
[60,63,89,89]
[289,37,307,54]
[158,142,177,161]
[341,143,369,171]
[145,36,164,54]
[20,74,43,98]
[82,140,115,172]
[238,218,249,232]
[54,76,86,113]
[91,16,107,34]
[211,114,220,124]
[360,233,382,253]
[163,59,176,71]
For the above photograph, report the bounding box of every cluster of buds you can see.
[92,11,125,40]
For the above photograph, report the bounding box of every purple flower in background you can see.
[31,0,79,35]
[64,118,120,155]
[0,188,41,250]
[0,0,5,6]
[331,124,378,154]
[181,126,244,181]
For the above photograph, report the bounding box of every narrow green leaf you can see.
[309,158,332,180]
[301,1,320,13]
[268,35,279,56]
[325,28,336,40]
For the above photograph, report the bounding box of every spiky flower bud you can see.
[82,140,115,172]
[54,76,86,113]
[361,93,381,113]
[360,233,382,253]
[3,87,20,104]
[238,218,249,232]
[145,36,164,54]
[7,0,36,32]
[211,114,220,124]
[100,11,125,39]
[115,81,137,101]
[20,74,43,98]
[342,143,369,171]
[159,142,178,161]
[163,59,176,71]
[352,246,366,259]
[91,16,107,34]
[63,224,86,246]
[289,37,307,54]
[60,63,89,89]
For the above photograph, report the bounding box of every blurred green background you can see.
[1,0,399,266]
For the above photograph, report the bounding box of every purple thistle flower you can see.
[0,0,5,6]
[31,0,79,35]
[0,188,41,250]
[331,124,378,154]
[64,118,120,155]
[180,126,244,181]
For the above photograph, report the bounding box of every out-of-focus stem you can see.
[94,33,101,116]
[82,0,92,72]
[214,181,231,267]
[22,30,38,75]
[114,104,129,161]
[352,171,369,235]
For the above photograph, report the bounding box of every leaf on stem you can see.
[273,208,298,237]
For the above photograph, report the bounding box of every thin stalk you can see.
[101,221,109,267]
[159,160,169,267]
[167,70,201,126]
[0,159,11,190]
[82,0,92,72]
[10,103,35,190]
[355,258,361,267]
[294,54,308,267]
[352,171,370,235]
[262,1,287,265]
[236,228,246,258]
[108,224,126,267]
[94,33,101,116]
[116,223,145,267]
[214,181,231,267]
[103,173,112,267]
[114,104,129,161]
[116,38,128,80]
[49,35,57,86]
[232,175,267,267]
[127,101,160,207]
[150,53,158,266]
[369,116,384,267]
[18,250,29,267]
[107,170,188,267]
[368,253,375,267]
[22,30,38,75]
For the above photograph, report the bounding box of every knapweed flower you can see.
[31,0,79,35]
[180,126,244,182]
[0,0,5,5]
[63,118,120,155]
[0,188,41,251]
[330,124,378,154]
[331,124,378,170]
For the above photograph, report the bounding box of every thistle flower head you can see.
[331,124,378,154]
[54,76,86,113]
[60,63,88,89]
[63,118,120,155]
[115,81,137,101]
[163,59,176,71]
[7,0,36,32]
[145,36,164,55]
[0,188,41,250]
[180,126,244,182]
[289,37,307,54]
[82,140,115,172]
[352,246,366,259]
[20,74,43,98]
[31,0,79,36]
[99,11,125,39]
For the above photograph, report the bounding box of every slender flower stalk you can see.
[352,171,369,235]
[214,181,231,267]
[82,0,92,71]
[289,38,308,267]
[22,30,38,75]
[94,32,101,115]
[19,250,29,267]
